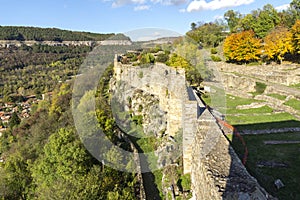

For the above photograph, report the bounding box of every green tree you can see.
[224,10,242,32]
[156,53,169,63]
[191,22,197,30]
[252,4,280,38]
[30,128,98,199]
[291,0,300,20]
[0,153,31,200]
[186,22,225,47]
[140,53,155,64]
[9,112,21,129]
[166,53,191,69]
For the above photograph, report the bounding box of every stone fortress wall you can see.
[113,56,273,199]
[191,94,272,199]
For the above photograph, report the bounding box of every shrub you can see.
[211,48,218,54]
[156,53,169,63]
[138,71,143,78]
[211,55,222,62]
[254,82,266,95]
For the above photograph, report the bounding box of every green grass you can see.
[289,83,300,89]
[250,82,267,96]
[231,132,300,200]
[226,112,297,127]
[233,120,300,131]
[210,86,226,112]
[223,94,300,130]
[153,170,164,198]
[179,173,191,191]
[200,85,226,112]
[267,93,287,101]
[201,93,211,105]
[225,133,233,142]
[284,98,300,111]
[226,105,273,115]
[226,94,263,109]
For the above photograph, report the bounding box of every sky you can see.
[0,0,292,40]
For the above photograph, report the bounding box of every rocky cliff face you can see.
[130,89,167,137]
[113,58,187,137]
[0,40,132,47]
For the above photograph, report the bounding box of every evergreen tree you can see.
[9,112,21,129]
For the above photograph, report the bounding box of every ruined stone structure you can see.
[214,62,300,99]
[113,56,272,199]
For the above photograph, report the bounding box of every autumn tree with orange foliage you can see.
[291,20,300,54]
[223,30,262,63]
[264,27,293,64]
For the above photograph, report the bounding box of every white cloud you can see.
[275,4,290,11]
[179,8,186,13]
[111,0,187,8]
[151,0,187,5]
[134,5,151,10]
[186,0,254,12]
[112,0,145,8]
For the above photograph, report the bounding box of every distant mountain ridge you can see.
[0,26,130,41]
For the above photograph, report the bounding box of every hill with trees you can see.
[0,26,125,41]
[0,69,139,199]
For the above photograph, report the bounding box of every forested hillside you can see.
[0,26,120,41]
[0,37,135,198]
[0,65,139,199]
[0,44,91,101]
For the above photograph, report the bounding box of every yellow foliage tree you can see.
[264,27,293,64]
[223,30,262,63]
[166,53,191,70]
[291,20,300,54]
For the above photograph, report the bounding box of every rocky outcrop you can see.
[130,89,167,137]
[0,39,132,47]
[113,56,187,137]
